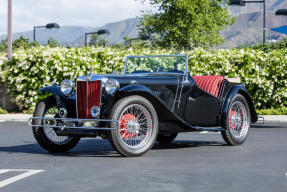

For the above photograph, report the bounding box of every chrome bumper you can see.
[28,117,119,130]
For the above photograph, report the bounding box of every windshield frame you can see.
[123,54,189,78]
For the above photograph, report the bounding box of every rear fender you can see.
[221,85,258,124]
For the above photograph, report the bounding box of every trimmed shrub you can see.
[257,107,287,115]
[0,46,286,110]
[251,39,287,52]
[0,107,8,114]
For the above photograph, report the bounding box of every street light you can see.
[229,0,266,43]
[229,0,245,6]
[275,9,287,16]
[33,23,60,42]
[272,9,287,35]
[85,29,110,46]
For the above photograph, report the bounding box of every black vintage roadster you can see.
[29,55,258,157]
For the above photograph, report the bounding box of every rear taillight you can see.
[76,80,101,119]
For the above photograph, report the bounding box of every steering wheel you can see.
[131,70,150,73]
[168,69,184,73]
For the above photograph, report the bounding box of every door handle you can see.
[188,97,196,102]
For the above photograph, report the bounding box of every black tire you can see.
[32,96,80,152]
[108,95,158,157]
[157,132,178,144]
[221,94,251,146]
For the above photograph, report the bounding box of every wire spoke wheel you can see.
[42,106,72,145]
[228,101,249,139]
[32,96,80,152]
[119,104,152,149]
[108,96,158,157]
[221,94,250,146]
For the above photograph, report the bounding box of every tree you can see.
[138,0,235,49]
[13,36,32,49]
[47,37,59,47]
[0,36,39,51]
[89,34,107,47]
[0,39,7,52]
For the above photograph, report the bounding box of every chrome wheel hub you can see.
[231,113,242,128]
[126,120,140,134]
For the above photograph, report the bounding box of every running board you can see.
[56,128,98,137]
[195,127,225,132]
[182,127,225,132]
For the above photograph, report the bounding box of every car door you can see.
[178,76,221,126]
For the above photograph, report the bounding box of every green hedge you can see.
[251,39,287,52]
[256,107,287,115]
[0,46,287,110]
[0,107,8,114]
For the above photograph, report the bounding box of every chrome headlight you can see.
[105,78,119,95]
[60,79,74,96]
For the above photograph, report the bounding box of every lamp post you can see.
[229,0,266,44]
[7,0,12,60]
[33,23,60,42]
[85,29,110,47]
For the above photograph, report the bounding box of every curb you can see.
[0,114,32,122]
[257,115,287,123]
[0,114,286,123]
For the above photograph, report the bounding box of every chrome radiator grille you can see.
[76,80,101,119]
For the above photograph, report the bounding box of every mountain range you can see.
[1,0,287,48]
[0,18,140,47]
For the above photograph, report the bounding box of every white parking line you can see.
[285,172,287,178]
[0,170,10,174]
[0,120,6,123]
[0,169,44,188]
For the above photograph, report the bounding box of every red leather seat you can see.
[192,75,225,98]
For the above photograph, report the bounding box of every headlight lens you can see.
[91,106,100,118]
[60,79,74,96]
[105,78,119,95]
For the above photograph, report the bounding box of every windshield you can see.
[124,55,188,74]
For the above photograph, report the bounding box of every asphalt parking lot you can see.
[0,121,286,192]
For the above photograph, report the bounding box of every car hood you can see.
[79,72,183,79]
[77,72,184,88]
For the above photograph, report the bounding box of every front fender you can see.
[119,84,154,97]
[39,86,66,98]
[102,84,195,131]
[38,86,68,109]
[221,85,258,123]
[114,85,172,122]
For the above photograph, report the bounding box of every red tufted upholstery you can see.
[192,75,225,98]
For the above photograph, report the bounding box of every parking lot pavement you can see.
[0,121,286,192]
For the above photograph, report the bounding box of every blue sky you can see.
[0,0,152,35]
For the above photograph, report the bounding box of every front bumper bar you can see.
[28,117,119,130]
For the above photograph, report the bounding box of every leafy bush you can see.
[250,39,287,52]
[0,36,39,52]
[0,46,287,110]
[0,107,8,114]
[256,107,287,115]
